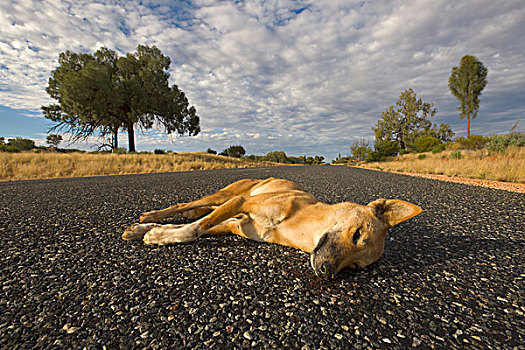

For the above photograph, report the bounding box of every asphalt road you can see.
[1,166,524,349]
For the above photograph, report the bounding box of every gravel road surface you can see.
[1,166,524,349]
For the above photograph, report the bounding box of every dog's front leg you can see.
[143,196,245,245]
[143,223,200,245]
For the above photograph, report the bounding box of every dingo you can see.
[123,178,422,278]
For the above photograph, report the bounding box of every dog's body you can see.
[123,177,422,277]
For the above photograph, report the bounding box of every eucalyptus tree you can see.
[42,45,200,152]
[448,55,488,137]
[373,88,443,152]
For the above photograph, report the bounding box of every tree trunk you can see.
[127,120,135,152]
[467,112,470,138]
[113,128,118,150]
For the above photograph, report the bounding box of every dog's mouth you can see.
[310,232,339,278]
[310,254,335,278]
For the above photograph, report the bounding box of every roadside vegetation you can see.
[0,138,329,181]
[333,54,524,183]
[0,152,279,182]
[361,135,525,183]
[334,133,525,183]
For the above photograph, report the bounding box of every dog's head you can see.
[310,199,422,278]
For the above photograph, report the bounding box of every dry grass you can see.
[360,147,525,183]
[0,152,278,182]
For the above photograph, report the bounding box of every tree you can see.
[42,45,200,152]
[8,137,35,151]
[350,140,372,163]
[448,55,488,137]
[264,151,290,163]
[46,134,63,148]
[373,88,442,153]
[221,145,246,158]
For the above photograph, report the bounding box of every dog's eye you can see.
[352,229,361,245]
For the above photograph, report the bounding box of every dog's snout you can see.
[317,262,334,278]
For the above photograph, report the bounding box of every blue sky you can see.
[1,0,524,160]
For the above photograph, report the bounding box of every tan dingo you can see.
[123,177,422,278]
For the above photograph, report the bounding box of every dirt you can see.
[356,166,525,193]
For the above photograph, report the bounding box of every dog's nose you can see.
[317,262,334,278]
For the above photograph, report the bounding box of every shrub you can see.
[207,148,217,155]
[486,133,525,153]
[365,151,383,162]
[450,150,462,159]
[418,154,427,160]
[0,144,21,153]
[431,143,448,154]
[8,137,35,151]
[413,136,442,153]
[222,145,246,158]
[351,146,372,163]
[399,149,410,155]
[453,135,487,150]
[114,147,128,154]
[374,140,399,157]
[154,149,166,154]
[264,151,289,163]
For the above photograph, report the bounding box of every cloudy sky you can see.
[1,0,524,160]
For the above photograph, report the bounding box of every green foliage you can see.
[0,137,5,145]
[448,55,488,137]
[373,140,399,158]
[332,155,352,164]
[373,88,438,152]
[0,144,21,152]
[206,148,217,155]
[430,123,455,143]
[454,135,487,150]
[154,149,166,154]
[8,137,35,151]
[431,143,448,154]
[222,145,246,158]
[246,152,325,164]
[263,151,289,163]
[114,147,128,154]
[42,45,200,152]
[46,134,63,148]
[310,155,325,164]
[60,148,85,154]
[413,136,442,153]
[351,146,372,163]
[399,149,410,155]
[486,133,525,153]
[365,151,383,162]
[450,150,462,159]
[349,140,372,163]
[418,154,427,160]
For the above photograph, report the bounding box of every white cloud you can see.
[0,0,524,160]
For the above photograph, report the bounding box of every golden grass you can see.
[0,152,278,182]
[360,147,525,183]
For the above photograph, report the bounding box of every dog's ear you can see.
[367,199,422,228]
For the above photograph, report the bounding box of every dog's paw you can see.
[122,223,158,241]
[139,211,162,223]
[143,227,168,245]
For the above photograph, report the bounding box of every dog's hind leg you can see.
[139,179,262,223]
